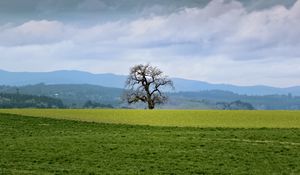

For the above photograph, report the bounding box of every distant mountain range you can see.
[1,69,300,96]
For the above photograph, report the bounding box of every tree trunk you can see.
[145,85,155,109]
[147,100,155,109]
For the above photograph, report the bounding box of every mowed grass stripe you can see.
[0,109,300,128]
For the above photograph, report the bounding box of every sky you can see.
[0,0,299,87]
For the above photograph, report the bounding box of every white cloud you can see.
[0,0,300,87]
[0,20,74,46]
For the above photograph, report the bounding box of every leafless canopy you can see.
[124,64,174,109]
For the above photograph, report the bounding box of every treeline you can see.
[0,93,115,109]
[170,90,300,110]
[0,93,64,108]
[1,84,300,110]
[216,100,254,110]
[83,100,114,108]
[0,84,121,108]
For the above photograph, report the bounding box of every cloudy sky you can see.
[0,0,299,87]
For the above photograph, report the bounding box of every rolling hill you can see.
[1,69,300,96]
[1,84,300,110]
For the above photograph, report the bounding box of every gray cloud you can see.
[0,0,296,24]
[0,0,300,87]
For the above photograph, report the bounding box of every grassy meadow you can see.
[0,109,300,128]
[0,109,300,174]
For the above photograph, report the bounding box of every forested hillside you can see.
[1,84,300,109]
[0,84,122,108]
[0,93,64,108]
[170,91,300,110]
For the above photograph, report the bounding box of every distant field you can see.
[0,109,300,128]
[1,114,300,174]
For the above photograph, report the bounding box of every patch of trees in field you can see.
[83,100,114,108]
[216,100,254,110]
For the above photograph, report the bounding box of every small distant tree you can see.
[124,64,174,109]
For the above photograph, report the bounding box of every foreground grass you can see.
[0,109,300,128]
[1,113,300,174]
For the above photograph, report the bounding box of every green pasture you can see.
[0,109,300,128]
[1,113,300,174]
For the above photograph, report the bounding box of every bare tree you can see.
[124,64,174,109]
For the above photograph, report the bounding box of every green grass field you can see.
[1,109,300,128]
[1,109,300,174]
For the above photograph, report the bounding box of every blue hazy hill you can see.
[0,69,299,96]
